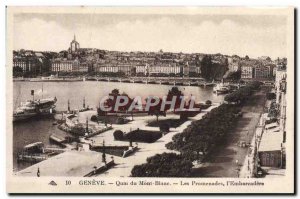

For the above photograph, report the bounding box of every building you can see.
[188,65,201,76]
[258,130,284,168]
[183,62,189,77]
[148,63,181,75]
[241,65,254,79]
[94,63,119,73]
[69,35,80,53]
[275,65,287,133]
[74,62,89,72]
[265,64,276,77]
[229,62,240,72]
[258,62,287,169]
[275,64,287,104]
[13,56,41,74]
[51,59,80,72]
[136,64,147,75]
[254,65,271,79]
[93,61,132,75]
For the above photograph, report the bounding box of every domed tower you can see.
[69,34,80,53]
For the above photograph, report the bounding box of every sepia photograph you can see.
[6,6,294,194]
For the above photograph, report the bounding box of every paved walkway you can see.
[191,91,266,177]
[17,104,220,177]
[94,105,220,177]
[16,151,105,177]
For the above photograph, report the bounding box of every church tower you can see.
[70,34,80,53]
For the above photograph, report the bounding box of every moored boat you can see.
[13,96,57,122]
[213,81,230,94]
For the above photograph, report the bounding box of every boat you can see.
[23,142,44,152]
[213,80,230,94]
[17,142,60,162]
[13,96,57,122]
[13,104,38,122]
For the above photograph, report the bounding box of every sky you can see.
[13,13,287,59]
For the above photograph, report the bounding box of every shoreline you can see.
[15,104,220,177]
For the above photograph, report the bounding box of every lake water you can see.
[12,81,224,171]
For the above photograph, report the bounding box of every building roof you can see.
[258,130,283,152]
[35,52,44,57]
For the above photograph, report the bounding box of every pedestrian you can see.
[37,167,40,177]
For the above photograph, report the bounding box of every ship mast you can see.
[68,99,70,112]
[83,97,86,109]
[86,117,89,134]
[31,90,35,101]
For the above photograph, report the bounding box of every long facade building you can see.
[92,60,200,76]
[241,64,275,79]
[51,59,88,73]
[13,56,42,74]
[258,63,287,169]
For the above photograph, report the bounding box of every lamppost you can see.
[102,140,106,165]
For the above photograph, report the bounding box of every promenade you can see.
[16,104,220,177]
[191,90,266,177]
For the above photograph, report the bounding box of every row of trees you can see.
[165,104,240,161]
[224,81,262,103]
[130,82,261,177]
[130,104,241,177]
[224,70,241,81]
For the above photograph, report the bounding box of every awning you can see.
[266,126,281,133]
[265,122,278,130]
[258,131,283,152]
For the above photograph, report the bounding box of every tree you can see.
[224,81,261,103]
[13,66,23,77]
[91,115,98,122]
[225,70,241,81]
[200,55,213,80]
[146,97,165,122]
[166,87,184,112]
[70,125,86,136]
[113,130,124,140]
[205,100,212,106]
[165,104,240,163]
[103,89,133,113]
[266,92,276,100]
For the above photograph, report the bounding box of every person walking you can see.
[37,167,40,177]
